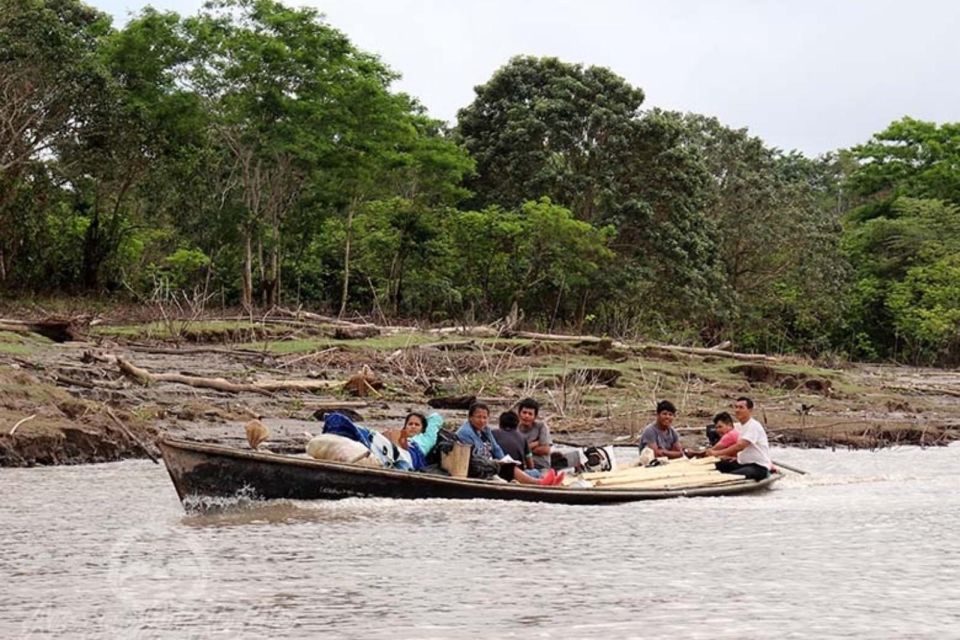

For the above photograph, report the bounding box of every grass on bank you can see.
[0,330,53,355]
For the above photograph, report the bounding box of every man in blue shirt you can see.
[456,402,562,485]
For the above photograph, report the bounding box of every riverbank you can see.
[2,309,958,466]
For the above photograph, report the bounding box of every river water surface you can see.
[2,445,958,639]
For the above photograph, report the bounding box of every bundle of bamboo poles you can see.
[582,456,743,490]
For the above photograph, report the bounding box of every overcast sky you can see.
[92,0,960,156]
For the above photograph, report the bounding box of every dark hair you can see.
[736,396,754,409]
[656,399,676,414]
[517,397,540,415]
[498,411,519,429]
[713,411,734,426]
[468,402,490,417]
[404,412,427,429]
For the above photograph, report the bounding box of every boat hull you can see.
[158,438,781,507]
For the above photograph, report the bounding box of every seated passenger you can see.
[492,411,539,477]
[383,412,427,451]
[456,402,562,486]
[638,400,684,460]
[708,412,739,454]
[516,397,553,470]
[685,412,739,458]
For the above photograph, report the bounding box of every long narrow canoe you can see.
[158,438,782,508]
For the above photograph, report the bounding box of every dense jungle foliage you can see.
[3,0,960,364]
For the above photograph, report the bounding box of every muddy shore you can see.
[1,314,958,467]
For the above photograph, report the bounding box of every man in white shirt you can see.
[708,396,772,480]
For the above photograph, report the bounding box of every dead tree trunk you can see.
[242,229,254,315]
[339,196,360,318]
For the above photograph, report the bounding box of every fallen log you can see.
[125,344,268,359]
[505,330,632,350]
[253,379,342,392]
[301,400,371,410]
[883,384,960,399]
[333,325,381,340]
[278,347,340,368]
[104,405,159,464]
[639,343,781,363]
[428,326,502,338]
[117,356,274,395]
[114,355,342,395]
[472,327,777,362]
[82,351,118,365]
[419,340,481,351]
[509,330,602,343]
[272,306,378,330]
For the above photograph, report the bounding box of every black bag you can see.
[426,429,458,466]
[467,454,500,479]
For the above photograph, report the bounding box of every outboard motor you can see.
[583,446,614,472]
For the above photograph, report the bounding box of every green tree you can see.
[54,8,203,290]
[0,0,111,285]
[887,254,960,361]
[185,0,404,311]
[455,55,644,223]
[668,114,849,348]
[446,198,613,323]
[847,117,960,207]
[843,197,960,361]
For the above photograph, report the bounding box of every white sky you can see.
[93,0,960,156]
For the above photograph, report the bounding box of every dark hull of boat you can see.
[158,438,782,507]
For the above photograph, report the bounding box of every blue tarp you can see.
[322,412,374,448]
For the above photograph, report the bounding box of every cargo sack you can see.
[306,434,381,467]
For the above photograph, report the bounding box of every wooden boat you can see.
[158,437,782,508]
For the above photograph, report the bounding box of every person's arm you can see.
[523,440,534,469]
[529,422,552,456]
[646,440,668,458]
[648,430,683,459]
[662,440,685,459]
[708,439,749,459]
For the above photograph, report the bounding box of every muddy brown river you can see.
[2,445,958,639]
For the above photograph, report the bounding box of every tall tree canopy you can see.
[455,55,644,223]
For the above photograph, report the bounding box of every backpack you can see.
[426,429,457,466]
